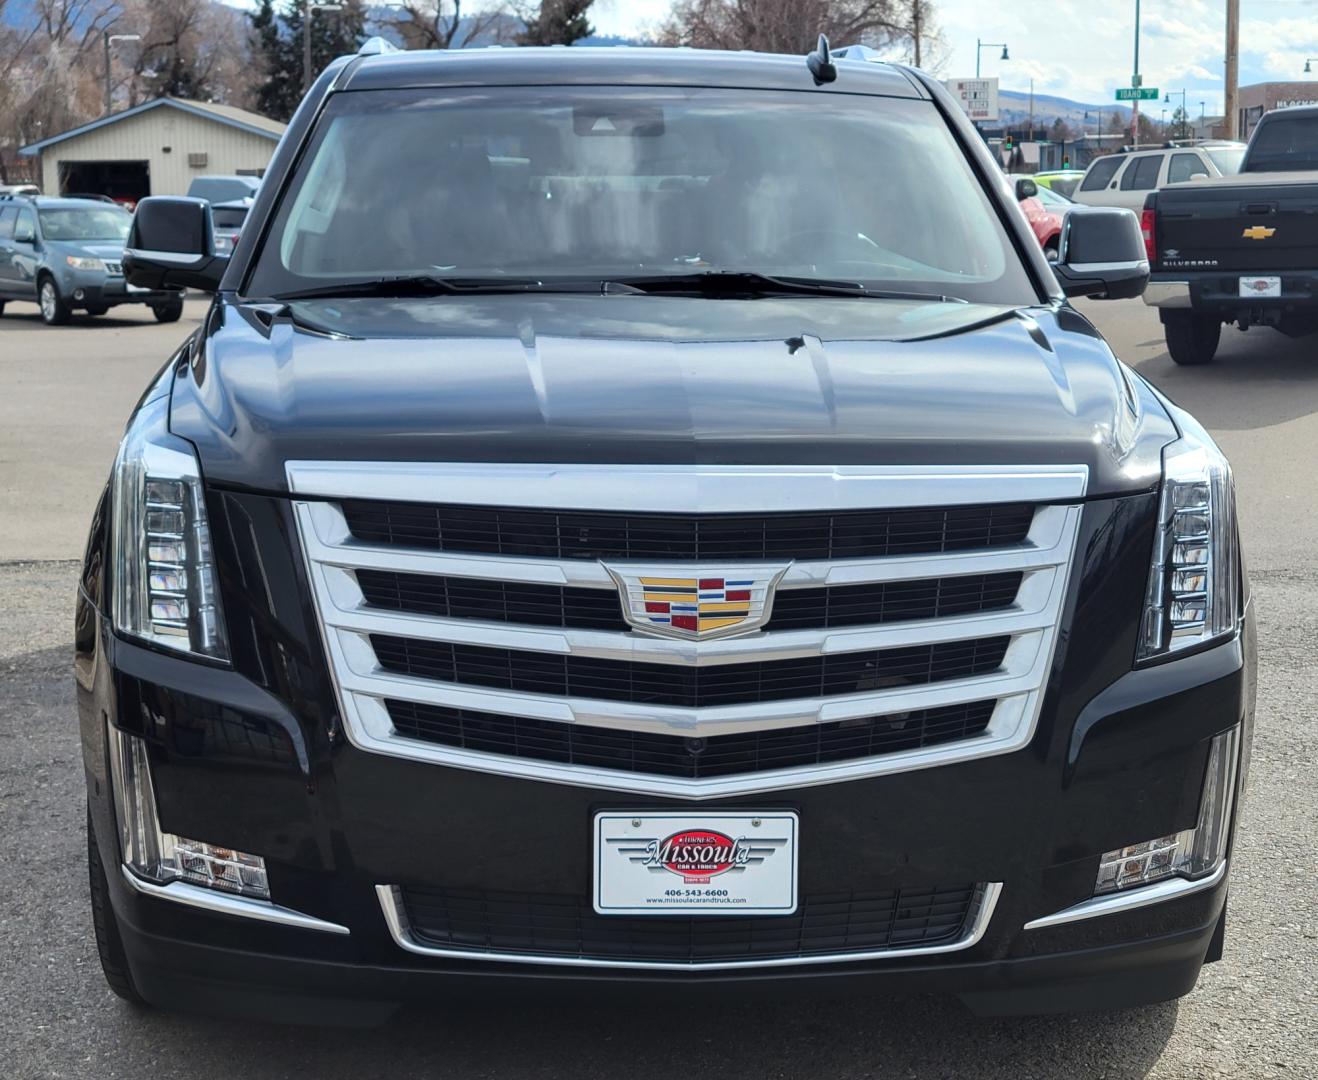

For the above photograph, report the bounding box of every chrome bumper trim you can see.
[1142,281,1192,309]
[120,866,351,935]
[375,882,1001,972]
[1022,862,1227,930]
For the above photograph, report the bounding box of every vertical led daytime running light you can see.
[111,394,229,661]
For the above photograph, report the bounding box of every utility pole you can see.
[103,31,141,115]
[913,1,922,67]
[303,2,344,95]
[1131,0,1142,148]
[1225,0,1240,140]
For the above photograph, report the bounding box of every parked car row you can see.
[0,195,183,324]
[0,175,259,325]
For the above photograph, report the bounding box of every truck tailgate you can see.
[1156,176,1318,271]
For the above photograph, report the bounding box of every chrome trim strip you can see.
[316,574,1060,667]
[1142,281,1192,309]
[297,501,1077,591]
[350,695,1032,799]
[1022,862,1227,930]
[375,882,1001,971]
[120,866,351,935]
[287,462,1090,512]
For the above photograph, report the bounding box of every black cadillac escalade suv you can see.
[77,39,1255,1022]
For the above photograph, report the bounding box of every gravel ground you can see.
[0,297,1314,1078]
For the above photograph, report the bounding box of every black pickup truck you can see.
[1144,105,1318,364]
[80,38,1254,1023]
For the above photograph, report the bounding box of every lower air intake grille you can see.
[341,500,1035,561]
[399,884,985,963]
[371,635,1011,708]
[386,699,996,778]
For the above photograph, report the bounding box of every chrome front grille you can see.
[291,463,1087,798]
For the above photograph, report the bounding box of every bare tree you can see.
[660,0,917,54]
[122,0,255,105]
[517,0,594,45]
[383,1,511,50]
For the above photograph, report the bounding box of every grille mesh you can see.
[341,500,1035,562]
[399,884,984,962]
[355,569,1024,633]
[370,635,1010,708]
[386,699,996,778]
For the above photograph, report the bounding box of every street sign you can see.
[945,77,999,121]
[1116,87,1159,101]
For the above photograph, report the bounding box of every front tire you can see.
[152,297,184,323]
[87,807,146,1005]
[1164,313,1221,366]
[38,276,72,325]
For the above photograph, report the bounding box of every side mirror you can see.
[123,196,229,292]
[1015,178,1038,201]
[13,223,35,244]
[1052,206,1149,301]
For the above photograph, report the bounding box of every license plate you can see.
[1240,275,1281,298]
[593,811,798,915]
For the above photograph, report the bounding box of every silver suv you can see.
[1072,142,1245,211]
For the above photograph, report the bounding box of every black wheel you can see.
[0,299,6,316]
[38,275,72,325]
[152,298,184,323]
[1164,313,1221,366]
[85,305,109,317]
[87,807,146,1005]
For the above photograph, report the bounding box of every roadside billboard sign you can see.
[945,78,1000,122]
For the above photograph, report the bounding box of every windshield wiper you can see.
[271,275,607,302]
[601,271,964,303]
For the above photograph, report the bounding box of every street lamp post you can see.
[303,2,344,95]
[1164,89,1188,139]
[1304,58,1318,75]
[103,31,141,115]
[1130,0,1142,147]
[975,39,1009,79]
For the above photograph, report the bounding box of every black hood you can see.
[169,294,1174,497]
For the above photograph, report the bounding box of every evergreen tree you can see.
[251,0,368,121]
[518,0,594,46]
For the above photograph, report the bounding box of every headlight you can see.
[1137,411,1238,660]
[111,394,229,661]
[65,255,105,271]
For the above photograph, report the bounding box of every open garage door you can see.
[57,160,150,209]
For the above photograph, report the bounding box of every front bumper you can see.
[78,585,1255,1020]
[58,269,180,308]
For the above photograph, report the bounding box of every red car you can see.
[1010,175,1064,259]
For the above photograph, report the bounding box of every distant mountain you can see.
[998,90,1133,130]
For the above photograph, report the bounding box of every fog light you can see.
[106,722,269,900]
[1094,726,1240,896]
[74,288,86,301]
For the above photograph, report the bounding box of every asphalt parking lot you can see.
[1,293,1314,1079]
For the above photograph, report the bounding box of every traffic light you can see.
[1062,155,1071,169]
[1004,134,1015,152]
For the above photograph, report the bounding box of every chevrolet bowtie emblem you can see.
[1242,226,1276,240]
[605,565,790,640]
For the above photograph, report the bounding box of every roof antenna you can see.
[806,34,837,85]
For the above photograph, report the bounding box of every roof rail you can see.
[358,36,399,57]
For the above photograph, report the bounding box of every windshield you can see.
[38,207,131,242]
[1206,147,1245,175]
[1245,119,1318,172]
[245,87,1035,305]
